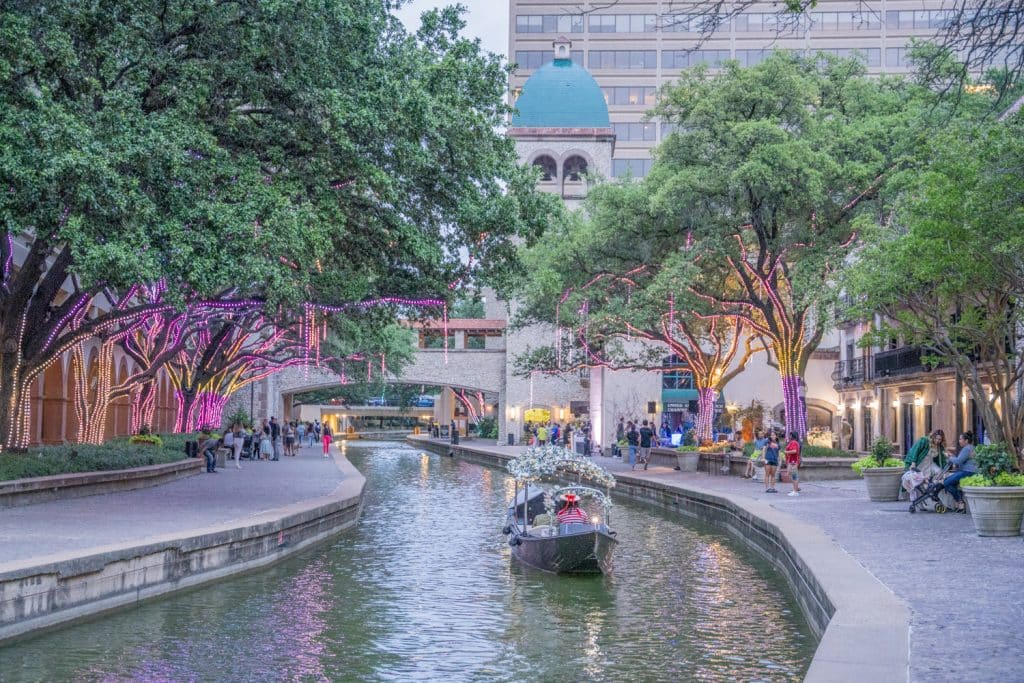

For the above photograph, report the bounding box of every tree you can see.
[846,115,1024,461]
[0,1,551,448]
[515,182,764,441]
[648,52,917,438]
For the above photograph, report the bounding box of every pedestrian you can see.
[199,428,219,474]
[270,417,281,460]
[741,430,765,479]
[945,432,977,513]
[222,424,235,464]
[231,422,243,469]
[616,417,625,445]
[537,423,548,446]
[563,423,573,449]
[313,419,321,445]
[259,419,272,460]
[764,432,780,493]
[550,422,560,446]
[283,420,296,456]
[625,421,638,465]
[296,421,307,450]
[637,420,654,470]
[785,431,802,496]
[322,423,333,458]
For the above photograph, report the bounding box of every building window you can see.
[465,333,487,350]
[815,48,881,67]
[589,14,658,33]
[924,404,933,436]
[885,10,954,30]
[514,50,583,69]
[420,332,455,349]
[863,410,873,451]
[563,156,588,181]
[662,49,731,69]
[661,13,719,33]
[515,14,584,34]
[611,122,656,141]
[588,50,658,69]
[810,11,881,31]
[736,49,771,67]
[532,155,557,181]
[601,86,657,106]
[734,12,796,33]
[886,47,911,67]
[612,158,653,177]
[662,356,694,390]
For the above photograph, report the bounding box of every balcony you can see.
[873,346,926,378]
[832,357,870,387]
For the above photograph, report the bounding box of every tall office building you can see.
[509,1,964,177]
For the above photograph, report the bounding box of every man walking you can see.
[270,417,281,461]
[638,420,655,470]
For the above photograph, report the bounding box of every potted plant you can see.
[852,436,903,502]
[675,431,699,472]
[960,443,1024,537]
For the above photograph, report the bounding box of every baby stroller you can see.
[908,462,955,514]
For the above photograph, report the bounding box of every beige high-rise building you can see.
[509,0,963,177]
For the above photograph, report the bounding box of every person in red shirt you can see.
[556,492,590,524]
[784,431,802,496]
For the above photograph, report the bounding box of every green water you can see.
[1,441,815,682]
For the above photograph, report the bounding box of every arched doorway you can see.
[40,359,67,444]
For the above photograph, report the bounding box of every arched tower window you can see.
[532,155,557,182]
[563,155,588,182]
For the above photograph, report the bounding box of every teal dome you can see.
[512,59,610,128]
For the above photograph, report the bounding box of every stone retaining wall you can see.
[411,436,909,682]
[0,458,202,509]
[0,455,365,646]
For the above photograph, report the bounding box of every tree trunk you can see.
[0,348,30,451]
[695,386,715,443]
[130,382,157,434]
[777,351,807,440]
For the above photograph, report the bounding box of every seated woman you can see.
[556,493,590,525]
[902,430,947,501]
[944,432,977,513]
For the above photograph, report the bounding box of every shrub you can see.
[802,445,857,459]
[477,416,498,440]
[993,472,1024,487]
[742,443,757,458]
[974,443,1015,478]
[852,455,903,474]
[0,437,187,482]
[869,436,896,467]
[129,434,163,447]
[960,474,992,488]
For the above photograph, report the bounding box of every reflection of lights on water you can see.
[420,453,430,486]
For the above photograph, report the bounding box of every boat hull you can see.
[509,526,617,575]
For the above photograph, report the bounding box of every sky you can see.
[393,0,510,59]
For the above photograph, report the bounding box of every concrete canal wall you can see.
[0,453,365,646]
[410,436,910,683]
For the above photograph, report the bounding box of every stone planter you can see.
[753,464,765,483]
[676,451,700,473]
[962,487,1024,537]
[862,467,904,502]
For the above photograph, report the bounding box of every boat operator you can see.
[556,492,590,524]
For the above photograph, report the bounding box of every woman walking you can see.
[784,431,802,496]
[321,423,333,458]
[764,433,780,493]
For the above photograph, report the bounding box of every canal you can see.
[2,441,815,681]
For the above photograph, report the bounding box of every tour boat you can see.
[502,446,618,575]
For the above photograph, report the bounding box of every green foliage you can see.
[993,472,1024,487]
[477,416,498,440]
[743,443,757,458]
[960,474,992,488]
[129,434,163,447]
[974,444,1016,478]
[802,445,858,459]
[870,436,896,466]
[852,455,903,474]
[0,437,186,481]
[224,408,251,429]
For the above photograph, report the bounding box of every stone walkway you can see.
[0,442,345,565]
[420,438,1024,683]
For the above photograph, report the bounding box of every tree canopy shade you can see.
[0,1,553,448]
[845,115,1024,461]
[645,52,918,437]
[515,182,762,441]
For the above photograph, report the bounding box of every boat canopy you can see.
[507,445,616,489]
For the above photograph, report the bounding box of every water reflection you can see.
[0,442,814,682]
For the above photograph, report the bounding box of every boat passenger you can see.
[556,493,590,524]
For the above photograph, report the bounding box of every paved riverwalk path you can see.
[413,437,1023,683]
[0,442,346,565]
